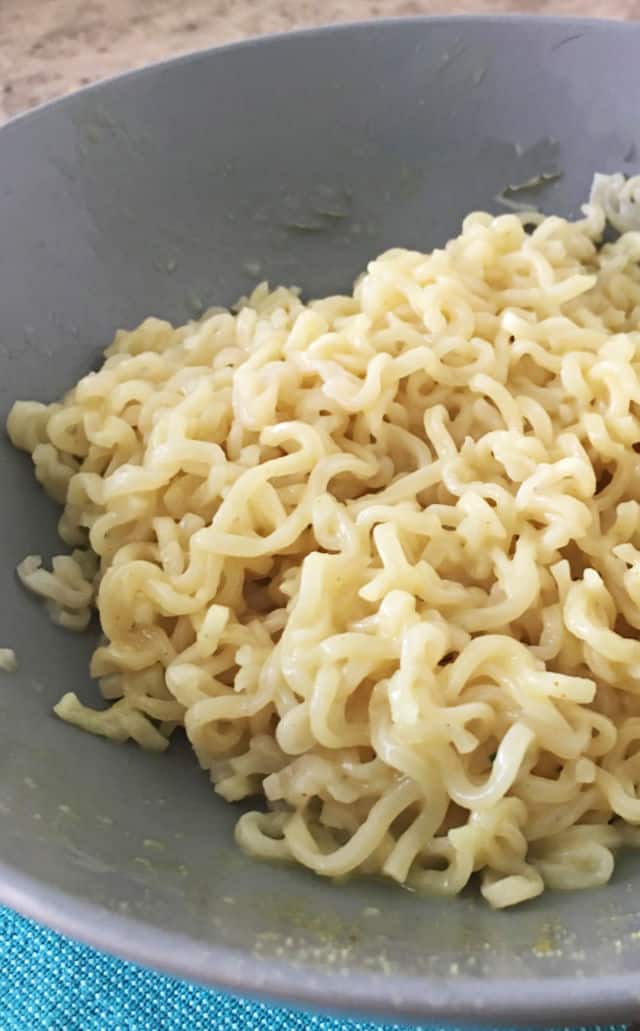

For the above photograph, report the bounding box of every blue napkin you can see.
[0,906,629,1031]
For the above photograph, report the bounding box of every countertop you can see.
[1,0,638,123]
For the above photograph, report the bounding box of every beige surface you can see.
[0,0,637,123]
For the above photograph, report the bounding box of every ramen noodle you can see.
[0,649,17,673]
[8,176,640,907]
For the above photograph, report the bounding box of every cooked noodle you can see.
[0,649,17,673]
[8,177,640,907]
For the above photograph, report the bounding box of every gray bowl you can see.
[2,15,640,1026]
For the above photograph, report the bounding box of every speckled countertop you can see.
[0,0,637,123]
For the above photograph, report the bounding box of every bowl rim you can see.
[0,10,634,135]
[4,856,640,1025]
[3,12,640,1025]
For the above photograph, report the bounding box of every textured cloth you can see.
[0,906,628,1031]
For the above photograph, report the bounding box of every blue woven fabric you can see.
[0,906,629,1031]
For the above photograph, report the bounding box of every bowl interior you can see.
[2,16,640,1025]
